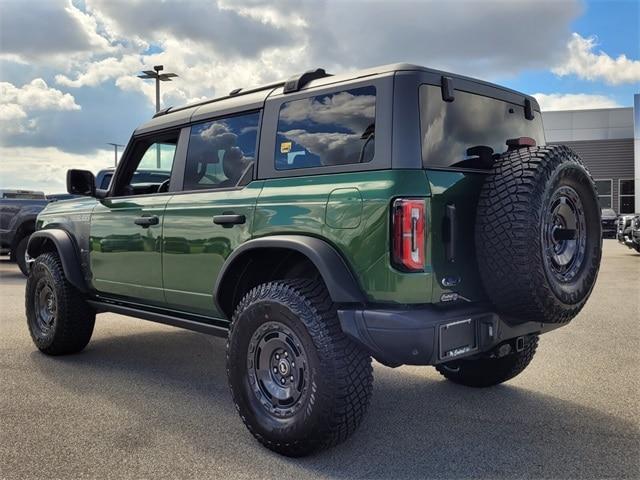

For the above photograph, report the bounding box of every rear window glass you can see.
[275,86,376,170]
[419,84,544,169]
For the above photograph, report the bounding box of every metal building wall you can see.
[550,138,634,213]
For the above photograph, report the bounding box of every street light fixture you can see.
[137,65,178,114]
[138,65,178,167]
[107,143,125,167]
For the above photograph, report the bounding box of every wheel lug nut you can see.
[275,354,280,360]
[289,376,294,381]
[280,378,286,384]
[273,367,278,373]
[291,362,295,367]
[284,352,288,357]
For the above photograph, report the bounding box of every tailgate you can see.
[426,169,488,304]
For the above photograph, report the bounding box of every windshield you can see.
[420,84,545,170]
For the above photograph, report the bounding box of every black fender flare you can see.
[214,235,365,314]
[27,229,87,292]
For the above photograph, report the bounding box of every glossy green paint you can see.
[253,170,434,304]
[326,188,363,229]
[37,197,98,270]
[425,169,488,304]
[161,182,264,317]
[90,195,169,304]
[36,169,488,311]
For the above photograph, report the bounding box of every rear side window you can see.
[275,86,376,170]
[184,112,260,191]
[419,84,545,169]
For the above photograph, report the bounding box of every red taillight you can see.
[391,198,425,271]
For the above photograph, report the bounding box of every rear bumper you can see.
[338,304,559,367]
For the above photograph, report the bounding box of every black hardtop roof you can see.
[135,63,539,134]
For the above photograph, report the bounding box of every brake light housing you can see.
[391,198,426,271]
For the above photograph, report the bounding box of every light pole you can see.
[138,65,178,167]
[107,143,124,167]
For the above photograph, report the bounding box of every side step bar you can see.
[86,300,229,337]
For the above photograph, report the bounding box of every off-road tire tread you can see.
[476,145,600,324]
[25,252,95,355]
[226,278,373,457]
[436,335,539,387]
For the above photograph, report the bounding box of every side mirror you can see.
[67,169,96,196]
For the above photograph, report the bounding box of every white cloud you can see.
[553,33,640,85]
[52,0,584,108]
[1,79,80,112]
[86,0,294,58]
[0,103,27,122]
[0,0,113,62]
[0,146,112,194]
[56,55,143,88]
[0,79,80,135]
[532,93,622,111]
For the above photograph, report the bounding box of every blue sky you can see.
[501,0,639,108]
[0,0,638,193]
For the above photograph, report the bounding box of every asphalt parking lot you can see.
[1,240,638,479]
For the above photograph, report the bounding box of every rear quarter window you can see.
[420,84,544,169]
[275,86,376,170]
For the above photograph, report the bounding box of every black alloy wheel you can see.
[247,321,310,418]
[542,185,587,283]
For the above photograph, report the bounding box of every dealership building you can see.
[542,94,639,214]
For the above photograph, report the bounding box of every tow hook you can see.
[515,336,525,352]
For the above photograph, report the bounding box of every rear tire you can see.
[226,278,373,457]
[476,145,601,324]
[25,252,95,355]
[436,335,539,387]
[15,235,30,276]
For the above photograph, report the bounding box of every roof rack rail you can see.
[153,106,173,118]
[152,68,330,118]
[283,68,331,94]
[163,80,286,116]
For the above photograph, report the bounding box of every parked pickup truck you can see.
[0,189,49,275]
[617,213,640,253]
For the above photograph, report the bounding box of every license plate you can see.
[439,318,477,360]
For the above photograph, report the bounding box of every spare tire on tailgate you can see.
[475,145,602,325]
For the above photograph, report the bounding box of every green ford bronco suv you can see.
[25,64,602,456]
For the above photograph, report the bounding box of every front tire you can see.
[25,252,95,355]
[436,335,539,388]
[226,279,373,457]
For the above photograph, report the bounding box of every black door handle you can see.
[134,215,159,228]
[213,214,245,228]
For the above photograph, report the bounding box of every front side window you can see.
[184,112,260,191]
[275,86,376,171]
[114,137,176,196]
[420,85,545,169]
